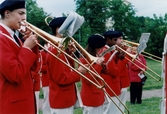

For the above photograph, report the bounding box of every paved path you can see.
[126,89,163,101]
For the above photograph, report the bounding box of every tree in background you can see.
[108,0,140,41]
[141,14,167,57]
[26,0,50,46]
[75,0,110,47]
[25,0,167,58]
[75,0,167,57]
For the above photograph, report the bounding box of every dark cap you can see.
[0,0,26,15]
[88,34,106,48]
[103,30,120,39]
[49,17,66,35]
[117,31,123,37]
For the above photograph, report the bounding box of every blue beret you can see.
[88,34,106,48]
[0,0,25,15]
[49,17,66,34]
[103,30,120,39]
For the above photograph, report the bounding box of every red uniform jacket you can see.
[128,54,147,82]
[80,58,104,106]
[46,46,80,108]
[119,63,130,88]
[32,51,43,91]
[99,46,129,96]
[0,25,37,113]
[40,49,49,87]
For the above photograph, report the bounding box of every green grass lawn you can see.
[142,58,163,90]
[74,97,162,114]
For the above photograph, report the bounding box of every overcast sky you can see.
[35,0,167,18]
[0,0,167,18]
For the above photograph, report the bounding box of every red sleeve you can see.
[0,36,37,83]
[107,55,127,77]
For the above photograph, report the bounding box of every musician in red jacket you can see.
[46,17,87,114]
[0,0,38,113]
[115,32,130,114]
[80,34,106,114]
[128,47,147,104]
[98,30,131,114]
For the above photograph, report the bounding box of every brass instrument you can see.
[21,21,105,89]
[45,16,54,27]
[123,40,162,62]
[116,45,161,81]
[44,16,129,114]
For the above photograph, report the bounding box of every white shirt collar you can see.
[0,23,15,37]
[105,45,110,49]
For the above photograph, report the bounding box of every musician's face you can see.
[111,38,117,46]
[116,36,123,46]
[56,27,63,38]
[4,9,26,30]
[95,48,101,54]
[131,47,137,54]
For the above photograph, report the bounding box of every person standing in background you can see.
[128,46,147,104]
[0,0,38,113]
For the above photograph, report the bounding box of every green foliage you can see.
[124,97,161,114]
[108,0,140,41]
[75,0,167,58]
[75,0,109,34]
[26,0,51,46]
[75,0,111,47]
[141,15,167,57]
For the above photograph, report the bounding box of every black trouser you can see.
[130,82,143,104]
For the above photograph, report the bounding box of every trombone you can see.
[21,21,105,89]
[115,45,161,81]
[124,40,162,62]
[44,16,129,114]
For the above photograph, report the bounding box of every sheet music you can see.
[58,12,84,37]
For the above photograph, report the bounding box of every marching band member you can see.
[115,32,130,114]
[80,34,106,114]
[128,46,147,104]
[46,17,87,114]
[98,30,131,114]
[0,0,38,113]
